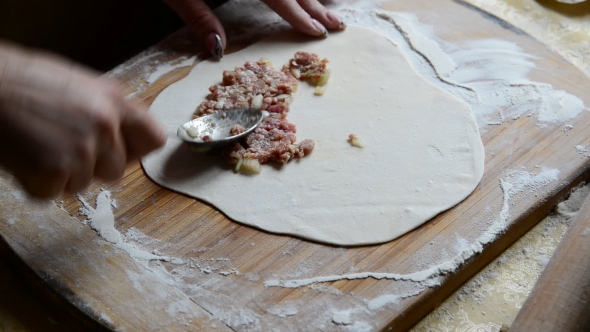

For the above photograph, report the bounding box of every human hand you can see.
[164,0,346,59]
[0,42,167,198]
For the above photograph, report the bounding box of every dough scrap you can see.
[143,26,485,246]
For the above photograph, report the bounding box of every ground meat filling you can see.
[193,53,327,171]
[194,60,297,118]
[229,124,246,136]
[283,51,330,86]
[227,118,315,165]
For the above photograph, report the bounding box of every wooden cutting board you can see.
[2,0,590,330]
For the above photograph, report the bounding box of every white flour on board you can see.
[108,50,164,79]
[75,165,559,329]
[367,289,425,311]
[107,47,199,100]
[336,9,586,130]
[412,183,590,330]
[78,191,264,329]
[465,0,590,77]
[265,167,559,292]
[576,144,590,158]
[267,303,299,318]
[145,55,197,85]
[78,191,172,263]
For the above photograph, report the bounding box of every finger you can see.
[120,100,167,162]
[94,141,127,182]
[94,130,127,182]
[15,168,68,199]
[65,137,97,193]
[262,0,327,37]
[296,0,346,31]
[164,0,226,59]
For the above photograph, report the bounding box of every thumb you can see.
[164,0,226,59]
[120,99,167,161]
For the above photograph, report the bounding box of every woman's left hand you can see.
[163,0,346,59]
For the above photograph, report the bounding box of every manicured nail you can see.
[205,33,224,59]
[327,11,346,30]
[311,19,328,37]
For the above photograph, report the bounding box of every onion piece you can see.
[258,58,273,66]
[250,94,263,109]
[348,134,365,148]
[290,67,301,79]
[316,69,331,86]
[186,126,200,138]
[241,158,261,173]
[276,94,293,104]
[234,158,243,173]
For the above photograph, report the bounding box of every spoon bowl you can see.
[177,108,269,150]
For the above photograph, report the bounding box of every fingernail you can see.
[327,11,346,30]
[311,19,328,37]
[205,33,224,59]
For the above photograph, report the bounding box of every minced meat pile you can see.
[193,52,329,172]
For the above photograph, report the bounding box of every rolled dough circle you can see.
[142,26,485,246]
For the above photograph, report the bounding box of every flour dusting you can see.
[367,289,424,311]
[332,309,353,325]
[344,321,374,332]
[504,167,560,193]
[145,55,196,85]
[267,303,299,318]
[576,144,590,158]
[337,9,586,129]
[78,191,169,262]
[78,190,265,328]
[412,183,590,330]
[265,167,559,292]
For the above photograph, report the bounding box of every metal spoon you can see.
[177,108,269,150]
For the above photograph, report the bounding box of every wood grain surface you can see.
[511,193,590,331]
[2,0,590,330]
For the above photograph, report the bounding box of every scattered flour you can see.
[267,303,299,318]
[108,50,164,79]
[98,313,114,326]
[337,10,586,129]
[576,144,590,158]
[332,310,353,325]
[145,55,197,85]
[78,191,169,263]
[344,321,374,332]
[309,284,344,296]
[78,191,261,329]
[535,254,551,269]
[412,183,590,331]
[503,167,561,198]
[367,289,424,311]
[265,167,559,296]
[464,0,590,76]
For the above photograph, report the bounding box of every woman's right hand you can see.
[0,41,167,198]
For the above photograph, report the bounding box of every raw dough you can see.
[142,26,485,246]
